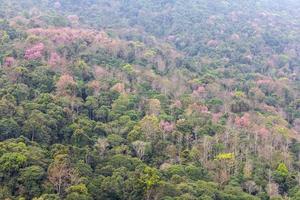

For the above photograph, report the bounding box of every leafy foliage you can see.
[0,0,299,199]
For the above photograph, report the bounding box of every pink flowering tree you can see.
[160,121,175,133]
[24,43,45,60]
[160,120,175,140]
[196,86,205,93]
[257,127,270,139]
[193,103,209,113]
[27,28,102,45]
[172,100,182,109]
[192,85,206,98]
[4,57,15,67]
[49,52,61,66]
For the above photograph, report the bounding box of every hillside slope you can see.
[0,0,300,199]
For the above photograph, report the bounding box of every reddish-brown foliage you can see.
[257,79,272,85]
[111,83,125,93]
[87,80,101,95]
[56,74,76,96]
[212,113,222,123]
[94,66,108,79]
[190,103,209,113]
[235,113,250,128]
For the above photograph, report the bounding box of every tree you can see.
[111,94,133,119]
[33,194,60,200]
[139,115,161,142]
[132,140,150,159]
[73,59,91,81]
[48,52,62,69]
[24,43,45,60]
[234,113,250,128]
[66,184,92,200]
[94,138,109,157]
[276,163,288,177]
[23,110,52,143]
[141,167,161,200]
[111,83,125,93]
[147,99,161,116]
[214,153,235,185]
[48,154,79,196]
[4,56,15,67]
[69,116,95,146]
[0,97,16,118]
[273,162,296,194]
[0,118,20,140]
[230,100,250,113]
[19,165,45,198]
[56,74,77,96]
[0,152,27,176]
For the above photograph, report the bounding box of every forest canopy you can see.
[0,0,300,199]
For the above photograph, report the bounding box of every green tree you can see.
[141,167,161,200]
[0,118,20,140]
[66,184,92,200]
[0,152,27,176]
[23,110,52,143]
[19,165,45,198]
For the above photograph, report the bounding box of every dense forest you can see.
[0,0,300,199]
